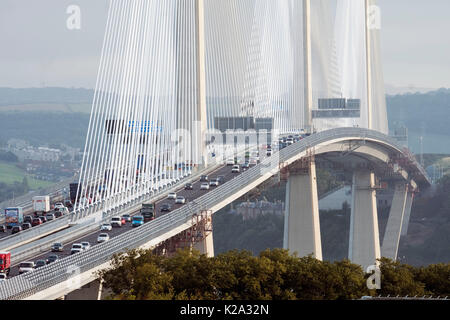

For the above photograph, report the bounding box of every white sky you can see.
[0,0,448,90]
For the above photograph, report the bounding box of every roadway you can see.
[6,159,265,278]
[0,198,67,240]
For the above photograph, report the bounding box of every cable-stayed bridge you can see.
[0,0,430,300]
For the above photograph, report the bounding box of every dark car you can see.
[217,175,225,184]
[31,218,42,227]
[51,242,64,252]
[54,211,63,218]
[11,226,22,234]
[38,216,47,224]
[142,211,155,222]
[21,223,32,230]
[35,260,47,269]
[46,255,59,264]
[122,214,132,222]
[24,216,33,224]
[0,225,6,233]
[64,200,73,208]
[242,162,250,169]
[160,204,171,212]
[200,175,209,182]
[184,183,194,190]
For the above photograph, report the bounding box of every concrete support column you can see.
[349,169,380,270]
[193,231,214,258]
[283,161,322,260]
[381,182,408,260]
[400,192,414,236]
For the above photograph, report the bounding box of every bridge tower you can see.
[195,0,208,169]
[303,0,313,134]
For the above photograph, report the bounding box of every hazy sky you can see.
[0,0,448,90]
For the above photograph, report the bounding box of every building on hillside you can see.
[236,200,284,221]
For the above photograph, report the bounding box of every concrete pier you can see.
[349,169,381,270]
[283,161,322,260]
[400,192,414,236]
[382,183,408,260]
[193,231,214,258]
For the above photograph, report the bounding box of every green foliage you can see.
[99,249,369,300]
[100,250,449,300]
[414,263,450,296]
[377,258,426,296]
[0,178,30,202]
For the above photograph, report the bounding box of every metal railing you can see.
[0,128,431,300]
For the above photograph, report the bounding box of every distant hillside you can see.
[387,88,450,154]
[0,87,449,153]
[0,87,93,106]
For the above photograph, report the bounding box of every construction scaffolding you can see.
[154,210,213,256]
[280,148,315,180]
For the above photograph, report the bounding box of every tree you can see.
[98,249,449,300]
[414,263,450,296]
[98,249,173,299]
[377,258,425,296]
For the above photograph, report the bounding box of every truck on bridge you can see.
[69,183,80,204]
[140,203,155,222]
[5,207,23,229]
[32,196,50,215]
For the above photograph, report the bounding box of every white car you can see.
[200,183,210,190]
[18,261,35,274]
[54,203,65,211]
[111,217,122,227]
[60,207,70,215]
[0,273,7,282]
[97,233,110,243]
[81,242,91,250]
[226,158,235,166]
[71,243,83,255]
[175,196,186,204]
[209,179,219,187]
[232,165,240,173]
[100,223,112,231]
[167,192,177,200]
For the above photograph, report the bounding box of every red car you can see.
[31,218,42,227]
